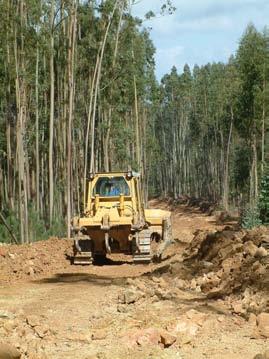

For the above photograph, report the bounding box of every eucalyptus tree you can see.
[236,24,269,204]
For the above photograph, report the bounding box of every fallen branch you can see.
[0,212,19,244]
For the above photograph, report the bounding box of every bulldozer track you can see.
[132,229,152,263]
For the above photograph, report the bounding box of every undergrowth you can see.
[0,205,66,244]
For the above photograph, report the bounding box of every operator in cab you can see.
[104,182,120,196]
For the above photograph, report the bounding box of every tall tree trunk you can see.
[250,134,258,207]
[103,1,124,172]
[89,0,120,174]
[133,73,140,172]
[67,1,77,238]
[253,134,258,201]
[49,0,55,225]
[35,46,40,215]
[83,55,99,209]
[261,74,266,174]
[104,109,112,172]
[223,108,233,210]
[14,0,29,243]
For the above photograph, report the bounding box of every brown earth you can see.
[0,200,268,359]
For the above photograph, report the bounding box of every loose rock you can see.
[160,331,177,347]
[243,241,258,256]
[248,313,257,326]
[257,312,269,338]
[118,289,142,305]
[255,247,268,258]
[0,343,21,359]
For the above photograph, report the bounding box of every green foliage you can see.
[241,206,262,229]
[258,170,269,224]
[233,144,251,191]
[28,205,66,242]
[145,11,155,20]
[144,1,176,19]
[0,210,20,244]
[236,24,268,138]
[161,1,176,15]
[0,205,66,244]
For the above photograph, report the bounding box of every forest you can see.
[0,0,269,243]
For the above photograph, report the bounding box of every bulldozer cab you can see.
[85,171,145,222]
[93,176,130,197]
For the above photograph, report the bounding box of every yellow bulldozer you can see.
[72,171,173,264]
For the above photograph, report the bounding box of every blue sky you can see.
[131,0,269,80]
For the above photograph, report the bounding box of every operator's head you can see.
[105,181,113,191]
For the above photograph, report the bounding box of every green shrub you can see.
[0,210,20,243]
[258,171,269,224]
[241,206,262,229]
[0,204,66,243]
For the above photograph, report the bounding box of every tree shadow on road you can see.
[34,272,128,286]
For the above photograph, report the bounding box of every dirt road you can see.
[0,202,268,359]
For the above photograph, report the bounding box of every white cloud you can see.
[131,0,269,79]
[133,5,239,39]
[149,14,179,35]
[173,0,268,19]
[132,0,268,20]
[150,13,234,35]
[155,45,185,75]
[177,16,234,31]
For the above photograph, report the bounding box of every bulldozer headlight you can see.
[126,171,133,179]
[126,171,140,179]
[89,173,95,181]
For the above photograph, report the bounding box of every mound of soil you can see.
[0,238,73,283]
[178,226,269,314]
